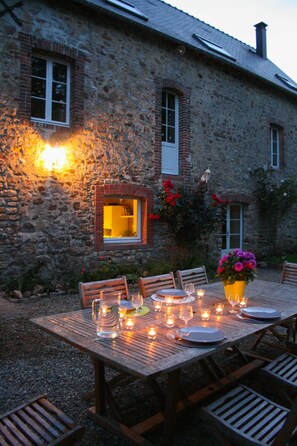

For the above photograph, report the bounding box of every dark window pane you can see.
[230,235,240,248]
[162,92,166,108]
[161,108,166,125]
[161,125,166,141]
[52,82,66,102]
[167,127,175,143]
[52,102,66,122]
[230,206,240,219]
[168,110,175,126]
[53,62,67,82]
[32,57,46,77]
[221,235,226,249]
[31,78,46,98]
[230,221,240,234]
[167,93,175,109]
[31,98,45,118]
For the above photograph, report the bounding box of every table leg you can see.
[93,357,106,415]
[162,369,181,446]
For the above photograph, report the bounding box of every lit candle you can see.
[201,308,211,321]
[119,307,127,320]
[101,305,108,317]
[147,325,158,340]
[125,317,134,330]
[165,296,174,305]
[215,303,224,315]
[197,289,205,299]
[239,297,248,308]
[165,314,175,328]
[154,301,162,312]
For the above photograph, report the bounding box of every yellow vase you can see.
[224,281,246,300]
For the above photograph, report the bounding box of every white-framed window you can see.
[103,197,141,244]
[161,90,179,175]
[31,56,70,126]
[270,125,280,168]
[221,204,243,255]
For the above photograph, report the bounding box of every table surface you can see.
[31,279,297,381]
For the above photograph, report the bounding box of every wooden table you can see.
[31,280,297,446]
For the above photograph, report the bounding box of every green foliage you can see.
[252,168,297,217]
[150,180,228,247]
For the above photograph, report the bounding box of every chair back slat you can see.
[79,276,129,309]
[138,273,176,298]
[177,266,209,289]
[281,262,297,286]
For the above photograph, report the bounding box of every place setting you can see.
[237,306,282,323]
[150,287,195,304]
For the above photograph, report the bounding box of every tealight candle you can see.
[165,314,175,328]
[165,296,174,305]
[119,307,127,320]
[201,308,211,321]
[239,297,248,308]
[215,303,224,315]
[101,305,109,317]
[125,317,134,330]
[147,325,158,340]
[197,289,205,299]
[154,301,162,312]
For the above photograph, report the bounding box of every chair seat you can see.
[201,385,290,446]
[261,352,297,392]
[0,395,84,445]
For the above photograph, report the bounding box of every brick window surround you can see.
[154,78,191,183]
[95,183,154,251]
[18,32,85,131]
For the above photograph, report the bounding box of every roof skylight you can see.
[193,34,236,61]
[275,74,297,91]
[105,0,148,20]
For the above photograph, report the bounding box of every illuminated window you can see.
[103,197,141,243]
[31,56,70,126]
[161,90,179,175]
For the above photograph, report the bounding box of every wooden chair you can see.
[281,261,297,286]
[261,352,297,395]
[138,272,176,298]
[176,266,209,289]
[201,384,297,446]
[79,276,129,309]
[0,395,84,445]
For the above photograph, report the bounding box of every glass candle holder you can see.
[197,289,205,299]
[125,317,134,330]
[154,301,162,312]
[147,325,158,340]
[164,296,174,305]
[165,313,175,328]
[239,296,248,308]
[215,303,224,315]
[201,308,211,321]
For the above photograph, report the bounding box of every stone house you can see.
[1,0,297,287]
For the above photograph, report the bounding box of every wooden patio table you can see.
[31,279,297,446]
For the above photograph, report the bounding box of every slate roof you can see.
[72,0,297,97]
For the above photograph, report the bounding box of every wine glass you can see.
[228,295,239,314]
[184,283,195,300]
[179,305,193,336]
[131,293,143,314]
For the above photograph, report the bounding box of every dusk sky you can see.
[165,0,297,82]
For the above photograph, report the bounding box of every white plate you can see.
[151,294,195,304]
[120,300,134,310]
[178,326,226,343]
[242,306,281,319]
[157,289,187,298]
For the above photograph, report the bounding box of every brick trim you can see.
[154,78,191,184]
[18,32,85,131]
[220,193,253,204]
[95,183,154,251]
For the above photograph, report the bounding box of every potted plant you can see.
[216,249,257,299]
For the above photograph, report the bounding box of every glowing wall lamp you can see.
[38,144,68,171]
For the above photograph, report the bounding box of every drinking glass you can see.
[131,293,143,314]
[184,283,195,299]
[228,295,239,313]
[179,305,193,336]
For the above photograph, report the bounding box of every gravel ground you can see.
[0,267,283,445]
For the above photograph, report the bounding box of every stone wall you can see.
[1,0,297,288]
